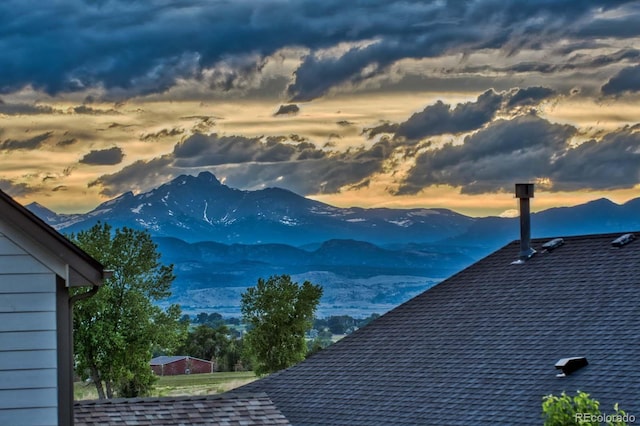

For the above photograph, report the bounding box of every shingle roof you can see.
[74,392,290,425]
[150,355,187,365]
[234,232,640,425]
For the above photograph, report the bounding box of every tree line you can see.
[69,223,327,398]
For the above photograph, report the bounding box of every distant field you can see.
[74,371,257,401]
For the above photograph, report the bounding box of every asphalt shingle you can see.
[234,232,640,425]
[74,392,290,425]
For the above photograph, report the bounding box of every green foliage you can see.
[313,313,380,334]
[69,222,187,398]
[327,315,356,334]
[177,324,248,372]
[192,312,225,328]
[241,274,323,375]
[306,329,333,358]
[542,391,629,426]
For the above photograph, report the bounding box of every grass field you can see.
[74,371,257,400]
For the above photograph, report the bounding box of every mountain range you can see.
[27,172,640,316]
[29,171,640,248]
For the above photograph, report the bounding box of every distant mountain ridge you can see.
[28,171,640,249]
[27,171,474,245]
[26,174,640,316]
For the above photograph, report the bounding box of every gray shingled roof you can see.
[74,392,290,425]
[234,232,640,425]
[150,355,188,365]
[149,355,214,365]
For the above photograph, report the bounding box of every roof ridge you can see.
[74,391,270,406]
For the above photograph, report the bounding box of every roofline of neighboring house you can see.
[75,392,271,407]
[150,355,215,366]
[0,189,107,287]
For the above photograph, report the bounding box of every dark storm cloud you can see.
[273,104,300,116]
[398,115,576,194]
[0,132,53,151]
[286,1,637,100]
[0,179,31,197]
[140,128,184,141]
[506,87,556,108]
[56,138,77,147]
[576,11,640,38]
[454,48,640,77]
[79,146,124,165]
[601,65,640,96]
[0,1,635,100]
[88,155,174,196]
[399,114,640,194]
[365,88,552,141]
[550,129,640,190]
[0,102,57,115]
[90,133,394,196]
[72,105,120,115]
[395,90,503,140]
[209,139,393,194]
[172,133,326,167]
[364,122,399,139]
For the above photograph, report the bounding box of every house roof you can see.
[233,231,640,425]
[74,392,290,425]
[0,189,105,286]
[150,355,213,365]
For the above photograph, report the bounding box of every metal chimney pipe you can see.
[515,183,536,260]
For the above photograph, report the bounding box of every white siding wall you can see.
[0,233,58,426]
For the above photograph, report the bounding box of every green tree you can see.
[177,323,248,371]
[69,223,186,398]
[542,391,629,426]
[241,274,323,375]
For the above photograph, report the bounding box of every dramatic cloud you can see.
[56,138,77,147]
[395,90,503,140]
[172,133,326,167]
[0,132,53,151]
[274,104,300,116]
[0,1,636,100]
[601,65,640,96]
[286,1,638,100]
[506,87,557,108]
[88,155,174,197]
[140,128,184,141]
[72,105,120,115]
[399,115,576,194]
[219,142,391,194]
[365,88,556,141]
[399,114,640,194]
[89,132,395,196]
[0,102,57,115]
[79,147,124,165]
[0,179,30,197]
[550,128,640,190]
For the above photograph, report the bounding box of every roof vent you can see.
[555,357,588,377]
[611,233,635,248]
[542,238,564,251]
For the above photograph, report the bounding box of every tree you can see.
[69,223,186,398]
[177,324,247,372]
[542,391,629,426]
[241,274,323,375]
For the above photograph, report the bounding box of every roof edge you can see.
[0,190,105,286]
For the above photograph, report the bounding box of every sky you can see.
[1,0,640,217]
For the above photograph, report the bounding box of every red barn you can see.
[150,356,215,376]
